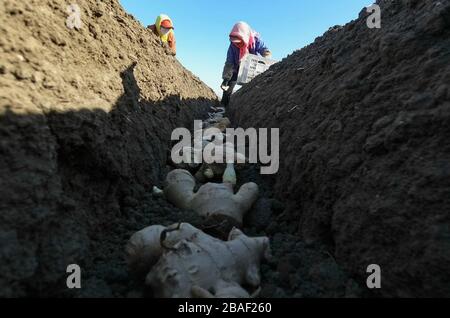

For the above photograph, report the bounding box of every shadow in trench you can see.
[0,62,218,297]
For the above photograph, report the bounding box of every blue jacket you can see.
[223,36,269,81]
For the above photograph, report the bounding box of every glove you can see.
[222,63,234,82]
[221,80,230,92]
[161,42,176,56]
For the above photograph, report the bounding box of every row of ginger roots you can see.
[125,106,271,298]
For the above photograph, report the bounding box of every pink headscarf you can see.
[229,22,257,61]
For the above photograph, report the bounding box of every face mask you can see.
[232,41,244,49]
[160,27,171,35]
[230,36,244,48]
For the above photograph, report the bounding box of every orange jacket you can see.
[149,24,176,55]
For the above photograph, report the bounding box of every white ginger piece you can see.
[125,225,165,274]
[146,227,270,298]
[180,138,240,169]
[210,108,226,116]
[194,162,234,183]
[203,143,247,164]
[125,223,208,275]
[190,183,251,225]
[191,281,261,298]
[152,186,164,197]
[191,282,256,298]
[222,163,237,185]
[214,118,231,132]
[197,128,230,145]
[209,112,223,120]
[164,169,196,210]
[205,117,231,131]
[180,143,247,168]
[164,170,259,226]
[195,144,246,184]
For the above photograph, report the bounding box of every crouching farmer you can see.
[221,22,271,106]
[149,14,176,56]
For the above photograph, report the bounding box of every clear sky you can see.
[119,0,373,96]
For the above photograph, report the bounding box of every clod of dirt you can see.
[229,0,450,297]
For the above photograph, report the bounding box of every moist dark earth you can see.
[1,0,449,298]
[229,0,450,298]
[0,0,217,297]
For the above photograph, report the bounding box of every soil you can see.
[123,113,364,299]
[0,0,217,297]
[1,0,449,298]
[228,0,450,297]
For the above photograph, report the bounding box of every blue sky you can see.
[119,0,372,96]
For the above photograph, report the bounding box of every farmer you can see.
[221,22,271,106]
[148,14,176,56]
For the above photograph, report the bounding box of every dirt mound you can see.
[229,0,450,297]
[0,0,217,297]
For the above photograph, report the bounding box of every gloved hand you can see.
[165,47,176,56]
[161,42,176,56]
[221,80,230,92]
